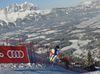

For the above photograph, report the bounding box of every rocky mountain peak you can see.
[6,3,21,13]
[79,1,92,6]
[2,2,40,13]
[77,0,100,9]
[20,2,40,10]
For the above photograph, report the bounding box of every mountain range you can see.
[1,0,100,60]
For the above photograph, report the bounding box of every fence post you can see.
[40,44,44,64]
[19,38,21,46]
[30,42,33,63]
[50,45,52,49]
[32,42,37,63]
[6,38,8,46]
[26,47,30,63]
[23,40,24,46]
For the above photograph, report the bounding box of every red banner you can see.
[0,46,28,63]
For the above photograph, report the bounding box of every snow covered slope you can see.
[0,63,78,74]
[83,71,100,74]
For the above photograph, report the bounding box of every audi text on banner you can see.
[0,46,28,63]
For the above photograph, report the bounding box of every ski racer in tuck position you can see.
[50,45,59,61]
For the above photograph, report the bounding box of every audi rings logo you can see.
[7,50,24,58]
[0,52,4,57]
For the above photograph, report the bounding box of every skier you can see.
[50,45,59,61]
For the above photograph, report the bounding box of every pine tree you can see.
[87,50,94,66]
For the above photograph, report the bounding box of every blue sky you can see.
[0,0,92,9]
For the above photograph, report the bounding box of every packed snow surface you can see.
[83,71,100,74]
[0,63,78,74]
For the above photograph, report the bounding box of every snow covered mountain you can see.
[1,0,100,32]
[1,0,100,60]
[0,2,40,23]
[2,2,40,13]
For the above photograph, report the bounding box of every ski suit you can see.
[50,48,59,61]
